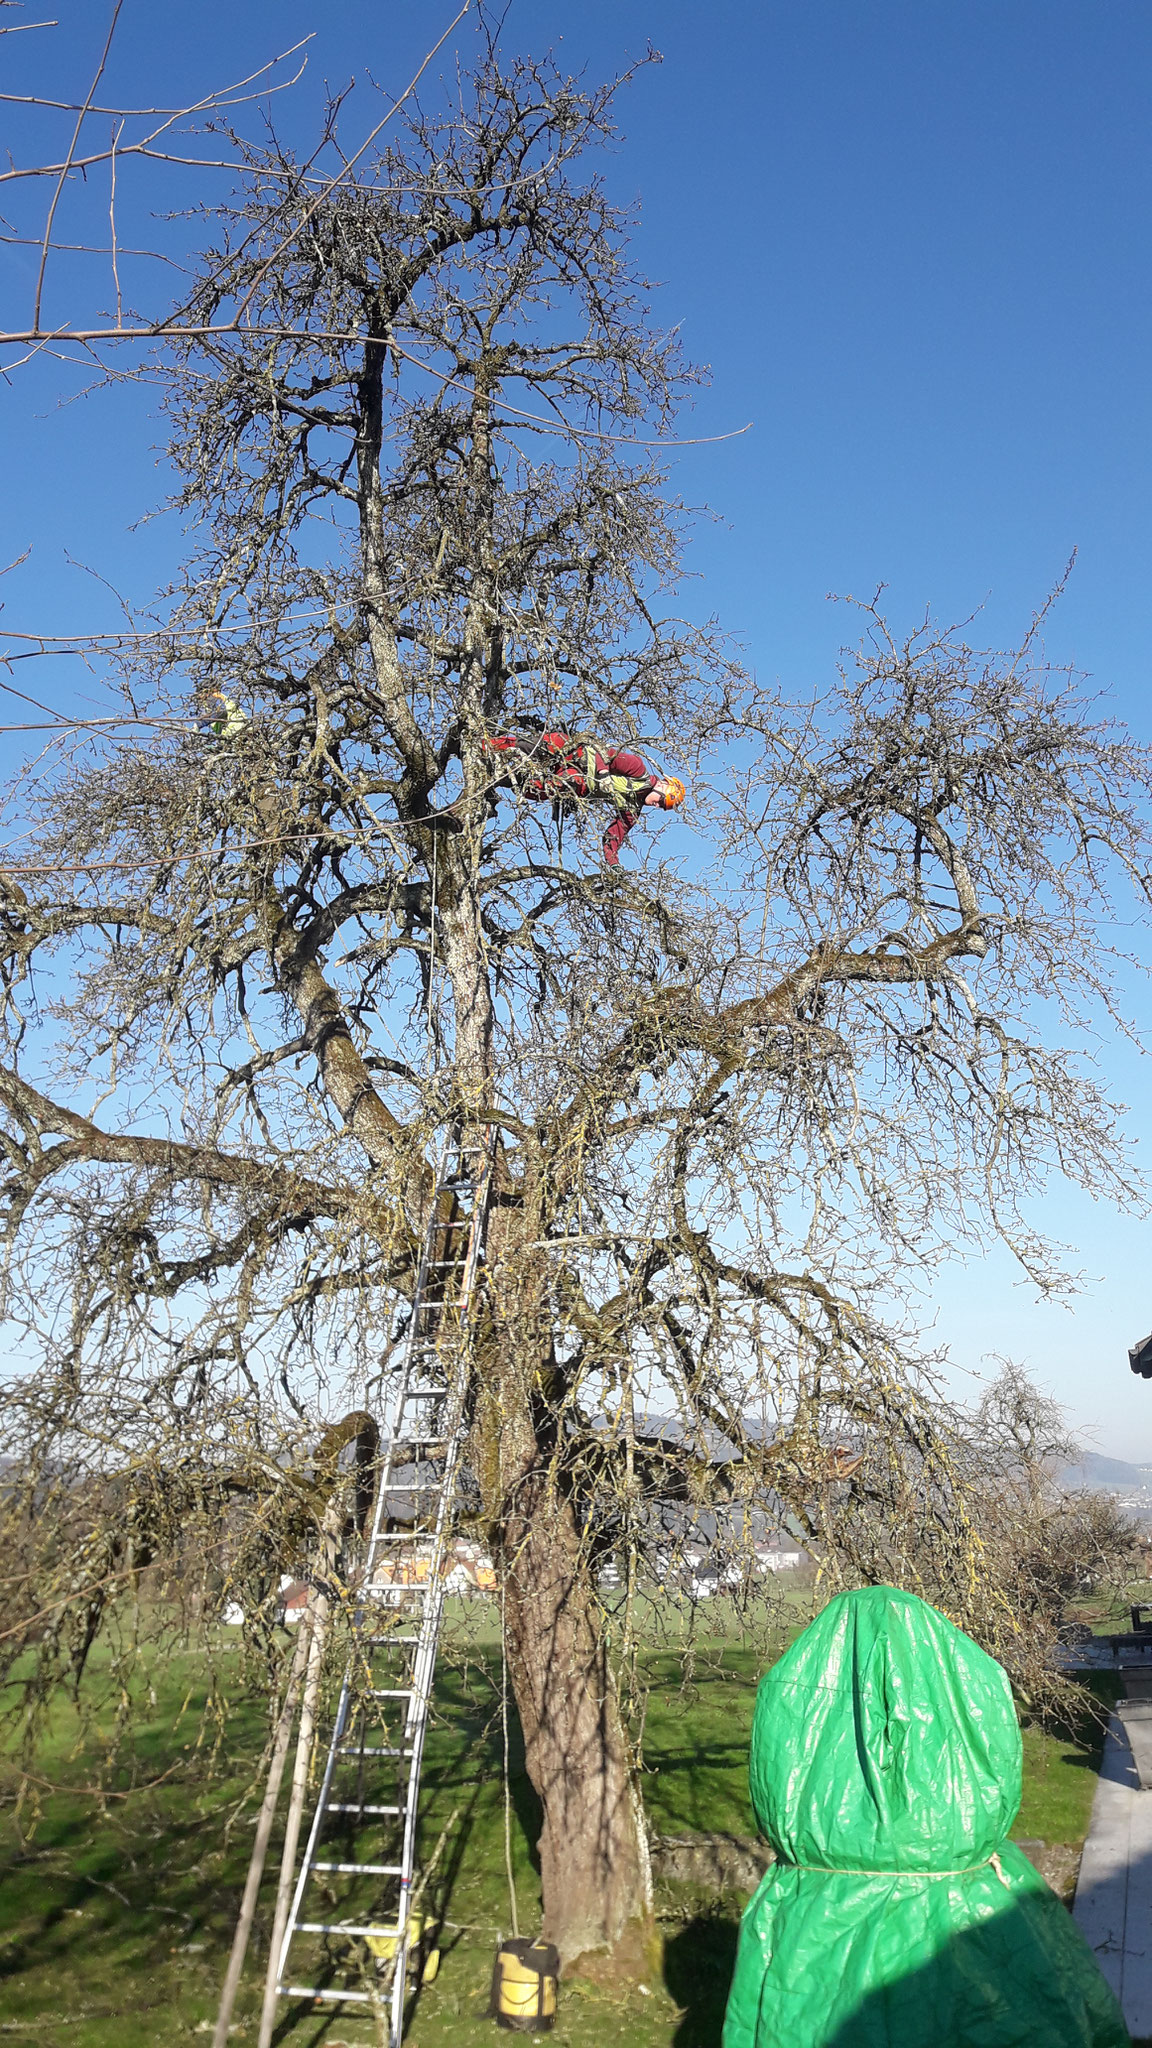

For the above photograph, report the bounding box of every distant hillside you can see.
[634,1431,1152,1501]
[1062,1451,1152,1492]
[632,1435,1152,1496]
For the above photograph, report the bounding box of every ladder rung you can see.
[282,1986,376,2004]
[369,1687,415,1698]
[362,1634,420,1645]
[312,1860,404,1876]
[335,1744,411,1756]
[326,1803,402,1815]
[296,1920,404,1937]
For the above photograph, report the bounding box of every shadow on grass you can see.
[662,1915,739,2048]
[430,1649,544,1876]
[0,1797,216,1988]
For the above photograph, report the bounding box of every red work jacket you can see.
[483,734,657,863]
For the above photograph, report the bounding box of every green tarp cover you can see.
[722,1586,1128,2047]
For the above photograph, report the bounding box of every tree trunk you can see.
[477,1267,652,1968]
[501,1471,652,1964]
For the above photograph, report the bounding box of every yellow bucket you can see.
[490,1938,560,2032]
[365,1912,438,1982]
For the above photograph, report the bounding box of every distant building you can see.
[755,1538,805,1573]
[371,1537,496,1596]
[279,1580,310,1625]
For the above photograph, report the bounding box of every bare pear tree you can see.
[2,44,1152,1967]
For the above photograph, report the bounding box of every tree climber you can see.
[192,690,288,847]
[196,691,250,742]
[482,730,686,865]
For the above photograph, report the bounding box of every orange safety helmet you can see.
[661,776,686,809]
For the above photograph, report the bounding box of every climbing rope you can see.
[500,1576,520,1940]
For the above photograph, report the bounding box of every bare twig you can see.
[32,0,124,332]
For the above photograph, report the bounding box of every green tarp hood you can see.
[748,1582,1018,1872]
[722,1585,1129,2047]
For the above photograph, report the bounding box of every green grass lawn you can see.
[0,1594,1121,2048]
[1014,1677,1119,1847]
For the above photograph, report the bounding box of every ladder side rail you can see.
[360,1347,428,1578]
[360,1143,462,1566]
[274,1573,437,1985]
[273,1128,497,2038]
[361,1338,458,1588]
[453,1134,496,1320]
[398,1352,474,1758]
[389,1557,457,2047]
[403,1132,495,1643]
[403,1129,495,1691]
[364,1131,495,1586]
[388,1408,472,2048]
[389,1135,497,2044]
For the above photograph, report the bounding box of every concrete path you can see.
[1074,1714,1152,2038]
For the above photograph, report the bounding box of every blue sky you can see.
[2,0,1152,1452]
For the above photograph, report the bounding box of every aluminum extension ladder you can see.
[270,1133,495,2044]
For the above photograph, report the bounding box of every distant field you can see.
[0,1590,1119,2048]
